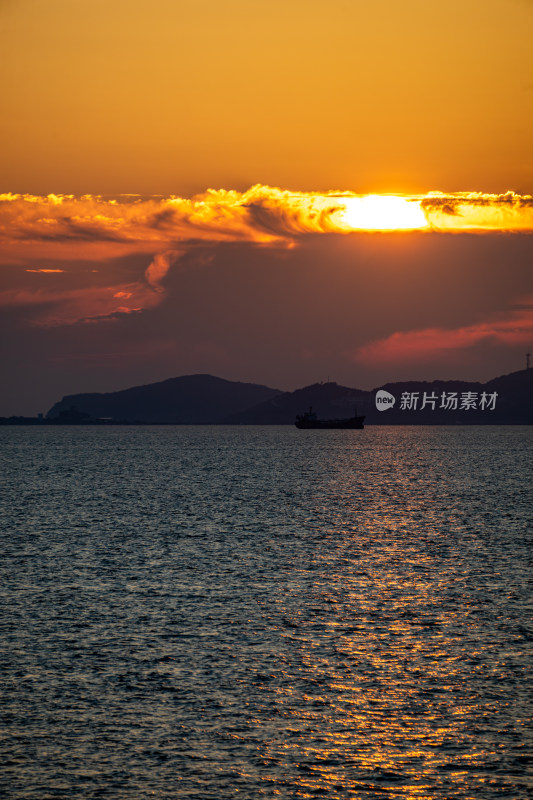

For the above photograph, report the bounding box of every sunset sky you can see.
[1,0,532,415]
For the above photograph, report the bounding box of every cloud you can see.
[0,281,161,327]
[2,186,532,327]
[145,251,180,292]
[353,300,533,365]
[1,187,532,261]
[421,191,533,231]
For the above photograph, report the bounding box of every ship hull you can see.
[295,416,365,429]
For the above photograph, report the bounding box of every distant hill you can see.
[224,369,533,425]
[221,382,368,424]
[42,369,533,425]
[368,369,533,425]
[46,374,282,423]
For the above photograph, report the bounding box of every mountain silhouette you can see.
[223,369,533,425]
[38,368,533,425]
[46,374,281,423]
[221,382,368,424]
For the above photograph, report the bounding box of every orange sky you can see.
[0,1,532,415]
[1,0,532,195]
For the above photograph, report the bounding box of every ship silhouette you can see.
[295,406,365,429]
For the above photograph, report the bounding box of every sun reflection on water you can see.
[259,429,531,798]
[0,426,530,799]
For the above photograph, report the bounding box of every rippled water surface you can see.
[1,426,531,799]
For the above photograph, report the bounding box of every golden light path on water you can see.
[0,426,531,798]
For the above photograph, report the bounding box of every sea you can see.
[0,425,531,800]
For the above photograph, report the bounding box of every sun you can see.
[339,195,428,231]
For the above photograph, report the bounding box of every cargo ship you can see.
[295,407,365,429]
